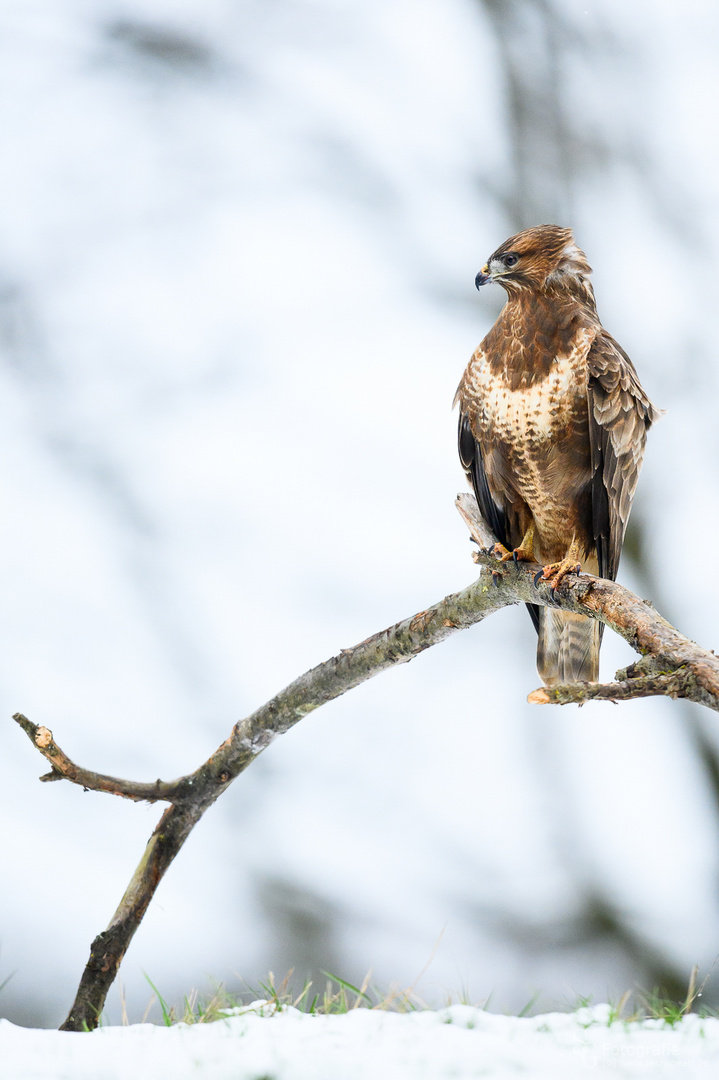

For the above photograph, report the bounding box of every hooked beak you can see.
[475,263,491,289]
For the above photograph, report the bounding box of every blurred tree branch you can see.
[14,491,719,1032]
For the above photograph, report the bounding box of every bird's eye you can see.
[504,253,519,268]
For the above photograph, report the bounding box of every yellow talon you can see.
[496,523,536,564]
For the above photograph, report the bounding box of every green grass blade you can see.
[321,971,371,1002]
[143,973,173,1027]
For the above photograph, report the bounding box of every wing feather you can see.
[587,332,658,581]
[457,410,508,548]
[457,403,541,634]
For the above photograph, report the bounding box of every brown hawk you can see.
[455,225,658,685]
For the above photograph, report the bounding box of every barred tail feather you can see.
[536,609,600,685]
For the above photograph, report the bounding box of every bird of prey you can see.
[455,225,658,685]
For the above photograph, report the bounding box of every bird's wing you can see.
[457,391,541,634]
[457,409,509,549]
[587,332,658,581]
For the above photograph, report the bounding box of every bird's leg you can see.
[539,537,583,591]
[494,523,536,564]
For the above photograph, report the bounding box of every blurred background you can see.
[2,0,719,1027]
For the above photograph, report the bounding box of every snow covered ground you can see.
[3,1004,719,1080]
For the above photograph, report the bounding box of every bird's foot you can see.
[494,542,535,564]
[537,557,582,592]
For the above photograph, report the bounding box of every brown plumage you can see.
[455,225,659,684]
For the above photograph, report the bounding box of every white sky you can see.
[2,0,719,1028]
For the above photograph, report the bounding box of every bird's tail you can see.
[536,609,601,685]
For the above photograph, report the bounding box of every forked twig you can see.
[12,714,184,801]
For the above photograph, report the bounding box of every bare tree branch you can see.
[13,492,719,1031]
[527,667,695,706]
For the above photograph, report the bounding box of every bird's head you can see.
[475,225,592,295]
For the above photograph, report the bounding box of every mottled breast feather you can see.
[456,295,599,564]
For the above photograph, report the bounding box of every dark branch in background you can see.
[479,0,616,227]
[473,0,710,1009]
[13,493,719,1031]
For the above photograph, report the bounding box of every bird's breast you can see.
[461,328,595,555]
[467,339,590,445]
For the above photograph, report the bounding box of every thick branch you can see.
[50,554,515,1030]
[456,492,719,711]
[14,492,719,1031]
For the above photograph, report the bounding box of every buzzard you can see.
[455,225,658,685]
